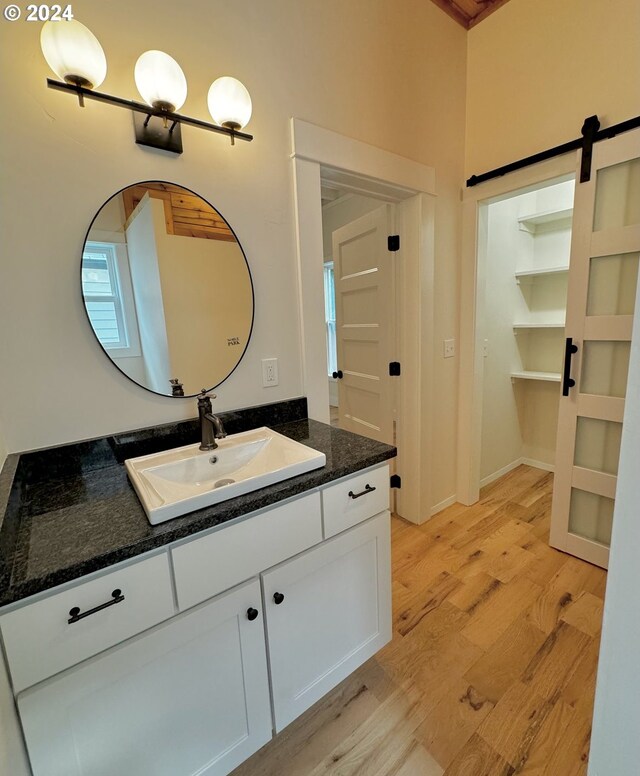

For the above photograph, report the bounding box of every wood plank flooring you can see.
[232,465,606,776]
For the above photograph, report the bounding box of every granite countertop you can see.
[0,402,396,607]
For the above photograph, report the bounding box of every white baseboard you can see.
[480,458,524,488]
[430,494,458,517]
[481,457,555,489]
[521,458,555,473]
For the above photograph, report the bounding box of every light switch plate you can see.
[443,339,455,358]
[262,358,279,387]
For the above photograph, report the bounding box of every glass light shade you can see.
[40,19,107,89]
[207,77,252,130]
[134,50,187,112]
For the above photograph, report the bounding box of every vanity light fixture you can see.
[41,20,253,153]
[40,19,107,106]
[207,77,252,144]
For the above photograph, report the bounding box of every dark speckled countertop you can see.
[0,399,396,607]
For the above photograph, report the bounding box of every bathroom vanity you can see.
[0,400,395,776]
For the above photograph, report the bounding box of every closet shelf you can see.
[510,370,562,383]
[517,208,573,234]
[515,265,569,282]
[513,322,565,329]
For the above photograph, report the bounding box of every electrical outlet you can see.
[262,358,279,387]
[443,339,456,359]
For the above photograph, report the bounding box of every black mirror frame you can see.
[80,180,255,399]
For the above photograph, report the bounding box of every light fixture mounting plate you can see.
[133,113,183,155]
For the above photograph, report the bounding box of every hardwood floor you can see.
[232,465,606,776]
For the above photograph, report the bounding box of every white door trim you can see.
[291,119,436,523]
[457,153,579,505]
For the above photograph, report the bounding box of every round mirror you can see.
[81,182,254,397]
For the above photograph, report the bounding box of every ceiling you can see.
[429,0,512,28]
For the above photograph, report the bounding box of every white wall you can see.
[480,181,574,482]
[0,0,466,459]
[480,192,535,480]
[588,269,640,776]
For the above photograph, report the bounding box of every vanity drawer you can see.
[0,552,175,693]
[172,491,323,611]
[321,464,390,538]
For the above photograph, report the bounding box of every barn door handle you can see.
[332,370,343,379]
[562,337,579,396]
[68,589,124,624]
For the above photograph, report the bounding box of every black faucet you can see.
[197,390,227,451]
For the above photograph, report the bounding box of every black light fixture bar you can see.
[46,78,253,144]
[466,114,640,188]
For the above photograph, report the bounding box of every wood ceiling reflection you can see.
[429,0,512,28]
[122,183,236,242]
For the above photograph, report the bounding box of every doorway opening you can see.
[319,184,398,442]
[478,176,575,488]
[291,119,436,523]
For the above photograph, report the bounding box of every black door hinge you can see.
[390,474,401,489]
[387,235,400,252]
[389,361,401,376]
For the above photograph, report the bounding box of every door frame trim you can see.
[290,119,436,523]
[456,152,579,505]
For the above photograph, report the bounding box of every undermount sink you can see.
[125,427,327,524]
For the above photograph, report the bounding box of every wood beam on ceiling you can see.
[427,0,512,29]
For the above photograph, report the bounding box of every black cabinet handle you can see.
[332,370,344,379]
[562,337,579,396]
[247,607,259,621]
[348,484,376,500]
[273,592,285,605]
[68,589,124,624]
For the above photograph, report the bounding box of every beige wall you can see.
[0,0,466,470]
[0,421,6,472]
[321,194,383,261]
[155,214,253,394]
[466,0,640,178]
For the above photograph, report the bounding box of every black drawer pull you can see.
[348,484,376,500]
[332,370,344,379]
[68,589,124,624]
[247,607,259,621]
[273,592,285,605]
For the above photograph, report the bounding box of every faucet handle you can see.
[199,389,217,400]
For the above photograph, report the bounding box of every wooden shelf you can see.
[515,266,569,282]
[517,208,573,234]
[510,370,562,383]
[513,322,565,330]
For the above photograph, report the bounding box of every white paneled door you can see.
[332,205,396,443]
[550,128,640,568]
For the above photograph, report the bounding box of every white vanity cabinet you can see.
[17,579,272,776]
[1,463,391,776]
[263,511,391,731]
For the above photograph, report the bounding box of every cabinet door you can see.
[18,579,272,776]
[263,511,391,731]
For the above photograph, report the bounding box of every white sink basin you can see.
[125,427,326,524]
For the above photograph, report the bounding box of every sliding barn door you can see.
[550,128,640,568]
[332,205,396,444]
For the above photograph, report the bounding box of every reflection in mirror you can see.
[81,182,254,397]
